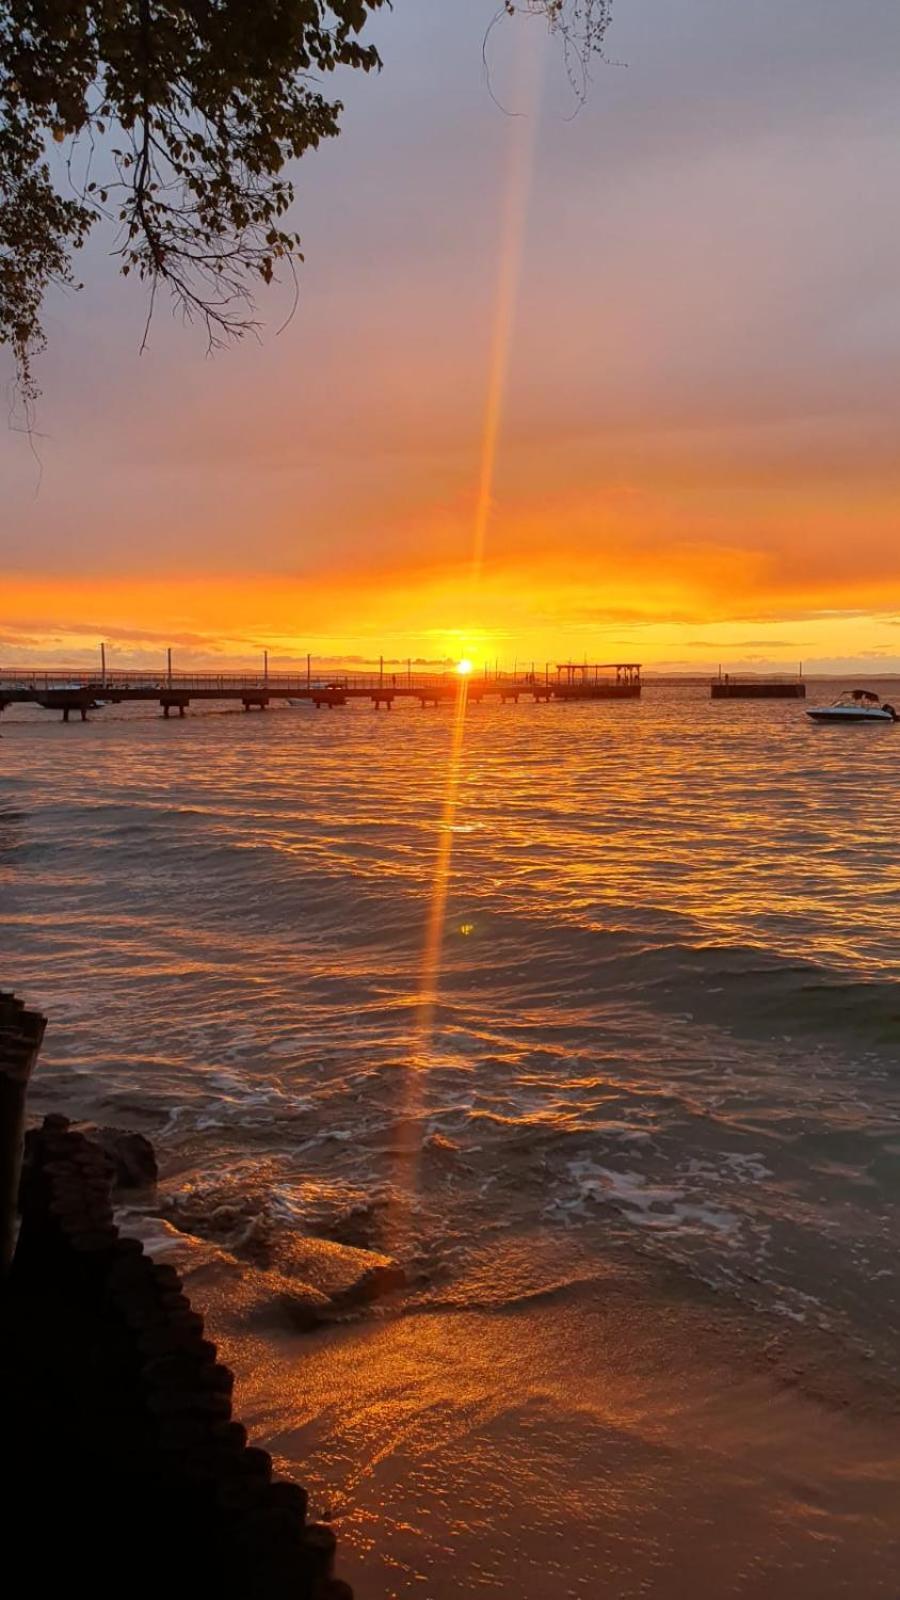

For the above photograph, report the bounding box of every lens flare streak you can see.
[469,26,543,589]
[390,26,543,1251]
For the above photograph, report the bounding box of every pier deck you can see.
[0,664,642,721]
[710,677,806,700]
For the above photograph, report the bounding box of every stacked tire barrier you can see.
[1,1013,352,1599]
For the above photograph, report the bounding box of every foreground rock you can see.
[163,1185,406,1330]
[77,1124,159,1190]
[276,1233,406,1302]
[256,1234,407,1331]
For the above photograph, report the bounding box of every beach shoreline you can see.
[5,695,900,1594]
[189,1241,899,1599]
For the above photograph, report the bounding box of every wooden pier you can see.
[710,675,806,700]
[0,662,642,722]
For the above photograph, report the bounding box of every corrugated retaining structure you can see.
[1,993,351,1599]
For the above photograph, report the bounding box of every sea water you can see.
[2,684,899,1592]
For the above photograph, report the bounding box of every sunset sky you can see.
[3,0,900,673]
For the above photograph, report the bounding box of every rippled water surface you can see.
[2,685,900,1383]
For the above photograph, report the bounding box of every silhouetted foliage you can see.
[0,1,613,400]
[506,2,613,100]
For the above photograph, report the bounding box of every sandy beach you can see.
[187,1240,900,1599]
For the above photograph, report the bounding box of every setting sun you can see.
[455,658,474,676]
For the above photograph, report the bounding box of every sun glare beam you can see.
[386,25,543,1259]
[468,25,543,592]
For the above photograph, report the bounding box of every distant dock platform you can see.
[0,662,642,721]
[710,677,806,700]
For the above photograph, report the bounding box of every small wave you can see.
[560,1158,744,1240]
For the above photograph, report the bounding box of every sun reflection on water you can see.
[385,669,471,1253]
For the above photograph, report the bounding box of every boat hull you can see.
[806,708,894,723]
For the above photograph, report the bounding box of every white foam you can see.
[685,1151,773,1184]
[566,1160,741,1240]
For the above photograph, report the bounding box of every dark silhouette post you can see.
[0,994,47,1273]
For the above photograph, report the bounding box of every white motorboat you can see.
[807,689,897,724]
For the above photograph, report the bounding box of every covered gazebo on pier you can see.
[551,663,642,699]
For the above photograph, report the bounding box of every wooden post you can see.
[167,648,173,688]
[100,641,106,686]
[0,993,46,1274]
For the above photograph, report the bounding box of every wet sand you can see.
[188,1249,900,1599]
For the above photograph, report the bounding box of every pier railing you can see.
[710,673,804,685]
[0,669,447,691]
